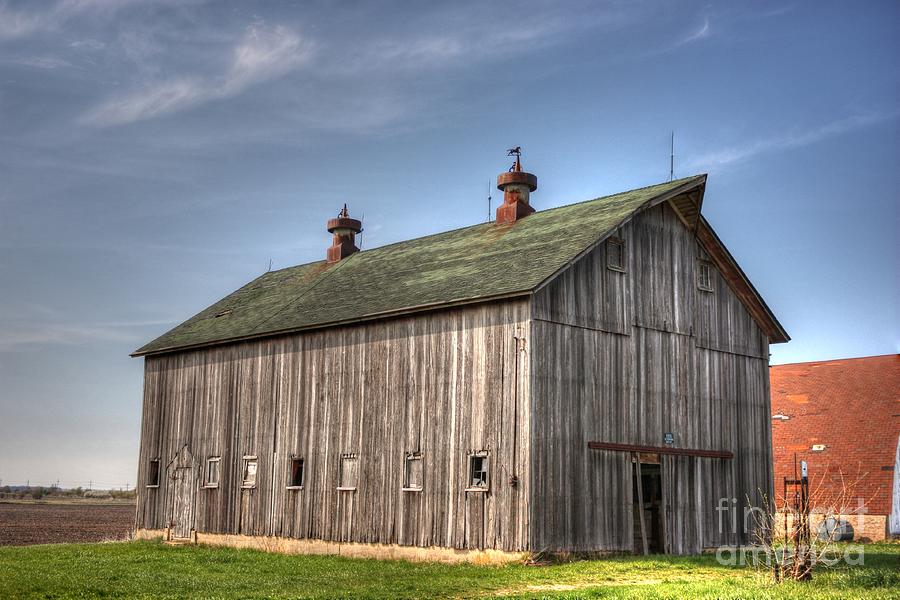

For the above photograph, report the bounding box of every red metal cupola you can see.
[326,204,362,263]
[495,146,537,224]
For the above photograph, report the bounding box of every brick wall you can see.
[770,355,900,518]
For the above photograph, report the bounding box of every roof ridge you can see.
[532,173,704,213]
[268,174,705,275]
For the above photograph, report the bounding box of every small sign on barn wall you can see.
[664,432,675,445]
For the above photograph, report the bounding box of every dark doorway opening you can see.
[633,461,664,554]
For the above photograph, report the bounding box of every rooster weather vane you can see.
[507,146,522,172]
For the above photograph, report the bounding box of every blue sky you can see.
[0,1,897,487]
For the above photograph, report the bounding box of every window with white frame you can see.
[205,457,220,488]
[241,456,258,488]
[146,459,160,488]
[288,457,304,489]
[403,452,423,491]
[467,452,489,492]
[697,260,714,292]
[338,453,358,490]
[606,238,626,272]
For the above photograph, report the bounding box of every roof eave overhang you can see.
[667,180,705,231]
[130,290,533,358]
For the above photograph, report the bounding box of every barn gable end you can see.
[529,200,774,553]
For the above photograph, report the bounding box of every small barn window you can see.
[287,457,304,489]
[606,238,626,272]
[697,261,714,292]
[338,453,358,491]
[146,459,160,488]
[205,457,220,488]
[241,456,258,488]
[467,452,489,492]
[403,452,423,492]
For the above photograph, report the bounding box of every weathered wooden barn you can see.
[133,158,789,559]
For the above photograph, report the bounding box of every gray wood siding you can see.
[631,204,695,335]
[532,235,630,335]
[530,201,773,553]
[135,300,531,551]
[694,245,768,358]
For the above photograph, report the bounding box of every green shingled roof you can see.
[134,175,705,356]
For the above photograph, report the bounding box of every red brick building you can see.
[770,354,900,540]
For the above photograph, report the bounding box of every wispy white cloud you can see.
[0,0,142,40]
[69,38,106,50]
[369,36,465,69]
[0,318,175,351]
[639,15,712,58]
[743,4,797,21]
[0,301,178,351]
[361,15,575,72]
[225,23,311,91]
[0,4,40,40]
[82,22,314,126]
[0,3,46,39]
[684,111,900,170]
[7,2,625,138]
[82,77,207,125]
[679,17,710,46]
[1,55,75,69]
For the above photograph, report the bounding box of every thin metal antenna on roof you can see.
[267,258,273,272]
[487,180,492,222]
[359,212,365,249]
[669,131,675,182]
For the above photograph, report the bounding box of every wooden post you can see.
[634,452,648,556]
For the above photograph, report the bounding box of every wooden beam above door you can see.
[587,441,733,460]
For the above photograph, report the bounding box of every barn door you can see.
[167,445,196,541]
[662,455,675,553]
[662,455,703,554]
[171,466,195,539]
[238,456,258,534]
[632,456,664,554]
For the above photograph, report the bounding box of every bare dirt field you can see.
[0,502,135,546]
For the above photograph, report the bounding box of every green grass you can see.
[0,541,897,599]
